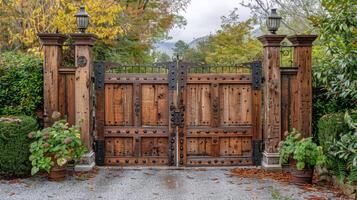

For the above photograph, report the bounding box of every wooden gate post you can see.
[38,33,67,127]
[258,35,286,170]
[287,35,317,137]
[70,33,98,171]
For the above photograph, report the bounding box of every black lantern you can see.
[266,9,282,34]
[75,6,89,33]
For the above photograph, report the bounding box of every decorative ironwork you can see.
[171,110,184,128]
[280,42,294,68]
[251,61,262,90]
[94,140,105,166]
[134,97,140,117]
[177,62,187,89]
[253,140,263,166]
[186,62,253,74]
[77,56,87,68]
[105,62,170,74]
[94,61,105,90]
[168,62,177,90]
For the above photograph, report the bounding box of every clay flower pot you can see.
[290,159,313,185]
[48,166,67,181]
[48,154,67,181]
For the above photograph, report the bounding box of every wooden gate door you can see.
[94,61,262,166]
[94,62,176,166]
[175,61,263,166]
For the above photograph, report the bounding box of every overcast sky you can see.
[167,0,252,43]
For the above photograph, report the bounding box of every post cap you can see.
[287,35,317,47]
[257,35,286,47]
[38,33,68,46]
[70,33,98,46]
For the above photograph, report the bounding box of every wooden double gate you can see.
[94,60,263,167]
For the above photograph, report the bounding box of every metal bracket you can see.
[134,97,140,117]
[78,56,87,68]
[168,62,176,90]
[171,110,184,128]
[252,140,263,166]
[251,61,262,90]
[94,140,105,166]
[94,61,105,90]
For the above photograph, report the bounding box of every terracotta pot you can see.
[281,163,291,173]
[47,154,67,181]
[48,166,67,181]
[290,159,313,185]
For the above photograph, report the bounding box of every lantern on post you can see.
[75,6,89,33]
[266,9,282,34]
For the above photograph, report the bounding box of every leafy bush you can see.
[0,51,43,116]
[279,129,300,164]
[317,112,346,148]
[324,111,357,184]
[29,119,86,175]
[0,115,38,178]
[293,137,326,170]
[279,129,326,170]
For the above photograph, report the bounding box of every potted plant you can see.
[279,129,300,172]
[290,137,326,185]
[28,119,86,181]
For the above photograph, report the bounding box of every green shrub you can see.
[317,112,346,148]
[0,51,43,116]
[0,115,38,178]
[318,110,357,185]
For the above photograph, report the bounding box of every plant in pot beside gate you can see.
[290,137,326,185]
[29,120,86,181]
[279,129,301,173]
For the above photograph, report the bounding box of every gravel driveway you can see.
[0,168,342,200]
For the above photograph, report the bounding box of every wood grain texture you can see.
[74,45,93,150]
[262,46,283,153]
[58,72,75,125]
[43,45,62,126]
[287,35,316,137]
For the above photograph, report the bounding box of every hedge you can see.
[317,112,346,148]
[0,115,38,178]
[0,51,43,116]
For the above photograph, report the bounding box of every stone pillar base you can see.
[74,151,95,172]
[261,151,281,171]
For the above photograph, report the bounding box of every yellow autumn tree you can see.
[0,0,123,53]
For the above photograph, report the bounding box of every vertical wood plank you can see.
[287,35,316,137]
[38,34,67,127]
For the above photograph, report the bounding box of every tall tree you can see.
[240,0,325,34]
[312,0,357,102]
[0,0,189,63]
[173,40,189,57]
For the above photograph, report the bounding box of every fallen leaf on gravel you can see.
[186,175,194,179]
[211,177,219,181]
[257,186,265,190]
[245,187,252,191]
[8,179,21,184]
[144,172,154,176]
[194,168,207,171]
[306,195,328,200]
[303,184,318,192]
[9,192,15,196]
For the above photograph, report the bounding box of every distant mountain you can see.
[188,36,210,49]
[154,42,175,56]
[154,27,262,55]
